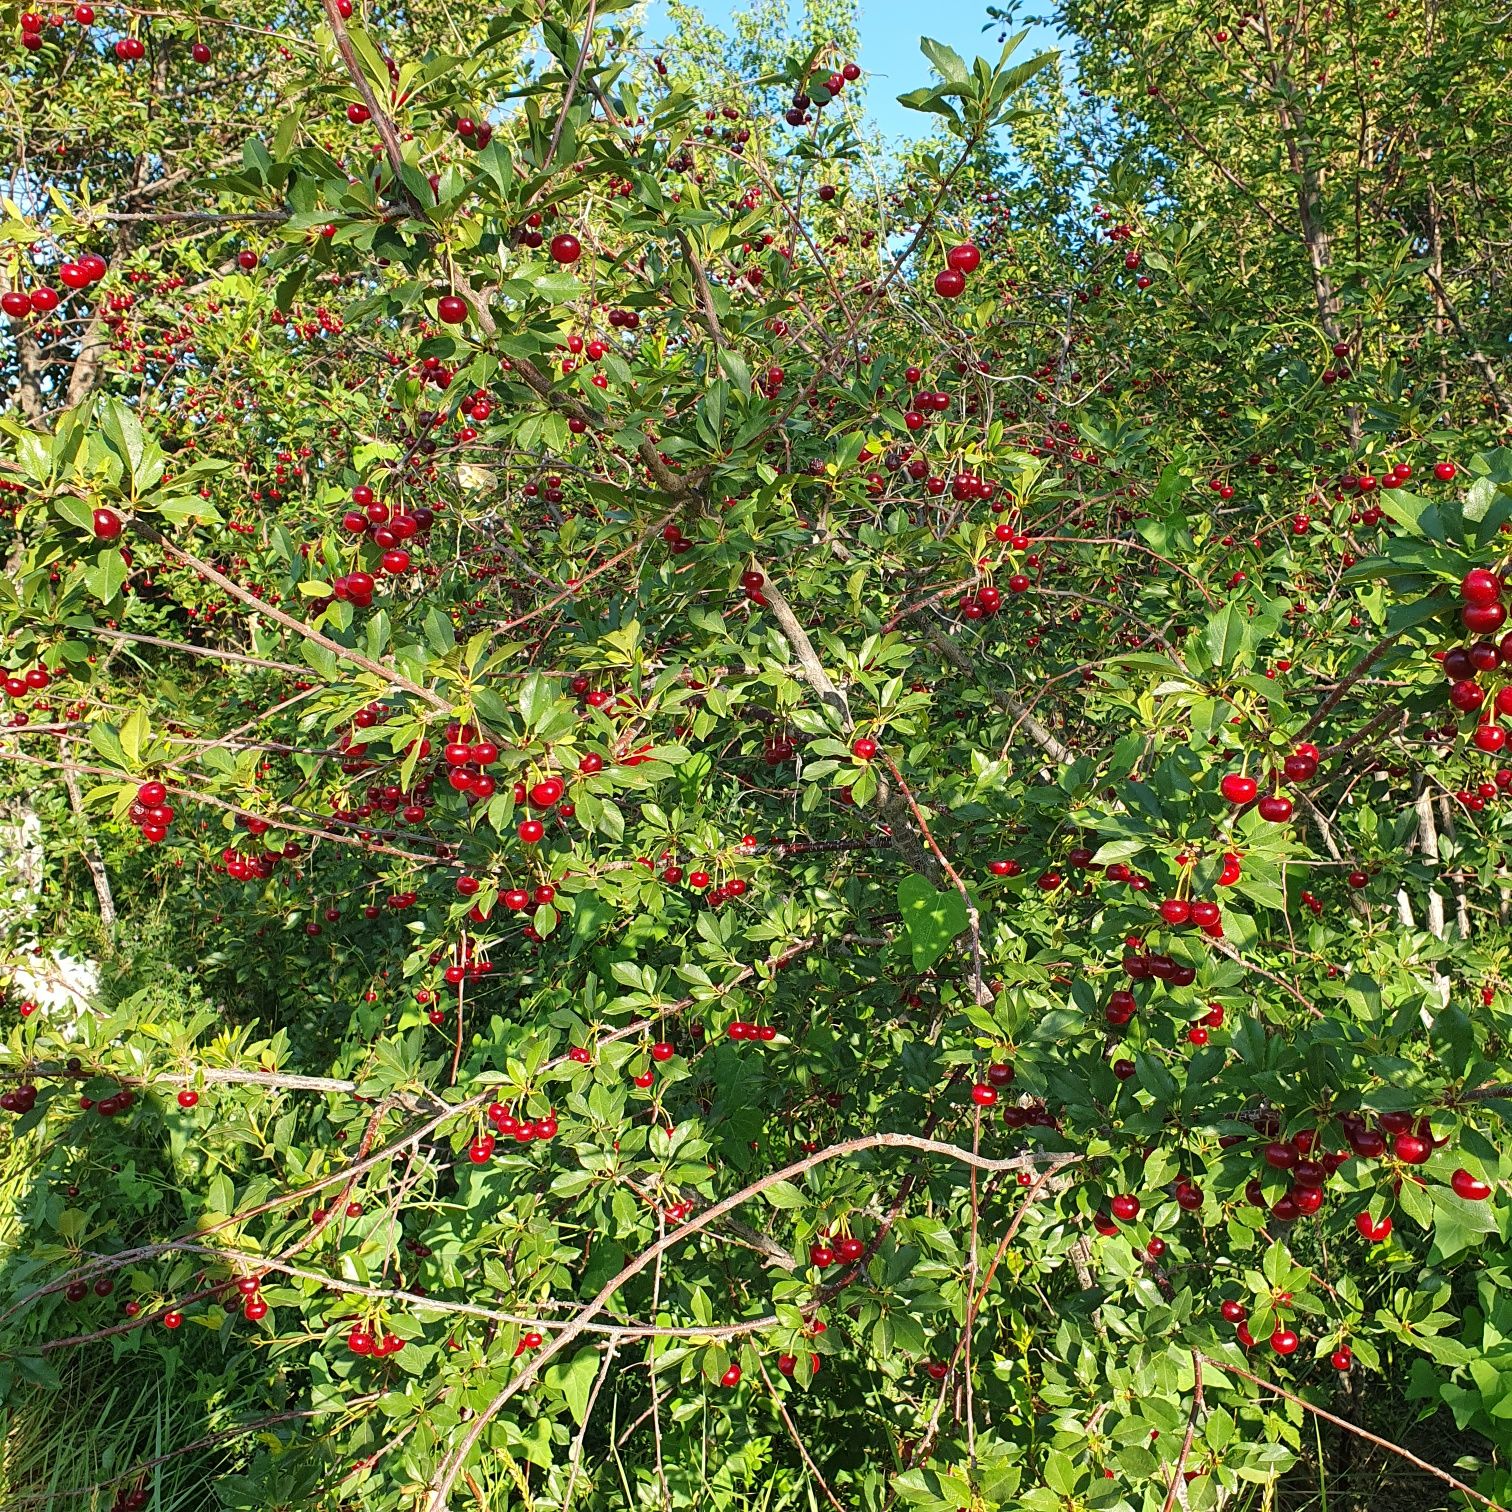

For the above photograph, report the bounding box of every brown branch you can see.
[543,0,597,172]
[755,1356,848,1512]
[423,1135,1078,1511]
[131,521,450,710]
[318,0,427,218]
[1201,1354,1507,1511]
[1160,1354,1204,1512]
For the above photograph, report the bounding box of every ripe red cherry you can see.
[1464,602,1507,633]
[1,290,29,318]
[1435,461,1458,482]
[1270,1328,1299,1356]
[946,242,981,274]
[1393,1132,1431,1164]
[176,1089,198,1109]
[1462,568,1502,606]
[191,41,211,62]
[1264,1141,1298,1170]
[1220,1299,1246,1323]
[236,250,258,270]
[518,819,544,844]
[549,233,582,264]
[437,295,467,324]
[970,1082,998,1107]
[530,778,564,807]
[837,1236,864,1261]
[720,1363,742,1386]
[1110,1194,1140,1222]
[92,507,123,540]
[1355,1211,1392,1242]
[1219,773,1257,804]
[1257,794,1293,823]
[162,1311,184,1329]
[851,736,878,760]
[1331,1345,1353,1371]
[1159,899,1191,924]
[809,1243,835,1267]
[28,285,59,312]
[933,268,966,298]
[1451,1168,1492,1200]
[651,1041,674,1062]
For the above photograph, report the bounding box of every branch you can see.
[1201,1354,1508,1512]
[130,521,450,710]
[318,0,427,219]
[423,1134,1078,1511]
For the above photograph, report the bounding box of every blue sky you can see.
[641,0,1062,144]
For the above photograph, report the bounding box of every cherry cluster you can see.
[0,1081,38,1115]
[1,251,106,316]
[346,1325,405,1357]
[1219,741,1320,823]
[466,1100,560,1161]
[127,779,176,845]
[3,663,50,703]
[932,241,982,300]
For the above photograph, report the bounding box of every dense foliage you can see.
[2,0,1511,1507]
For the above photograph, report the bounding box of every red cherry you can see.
[720,1363,742,1387]
[851,737,878,761]
[176,1089,198,1109]
[92,507,123,540]
[518,819,545,844]
[1331,1345,1353,1371]
[1110,1194,1140,1222]
[1462,568,1503,606]
[1464,602,1507,633]
[437,294,467,324]
[970,1083,998,1107]
[1,290,30,318]
[933,268,966,298]
[1269,1328,1299,1356]
[946,242,981,273]
[1257,794,1293,823]
[1219,773,1257,804]
[549,234,583,264]
[1435,461,1458,482]
[1354,1211,1392,1242]
[1451,1168,1492,1200]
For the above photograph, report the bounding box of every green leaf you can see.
[920,36,970,85]
[1205,601,1254,669]
[550,1347,600,1426]
[85,548,127,604]
[519,672,555,731]
[897,875,970,970]
[761,1179,805,1209]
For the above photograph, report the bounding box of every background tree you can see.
[2,0,1511,1509]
